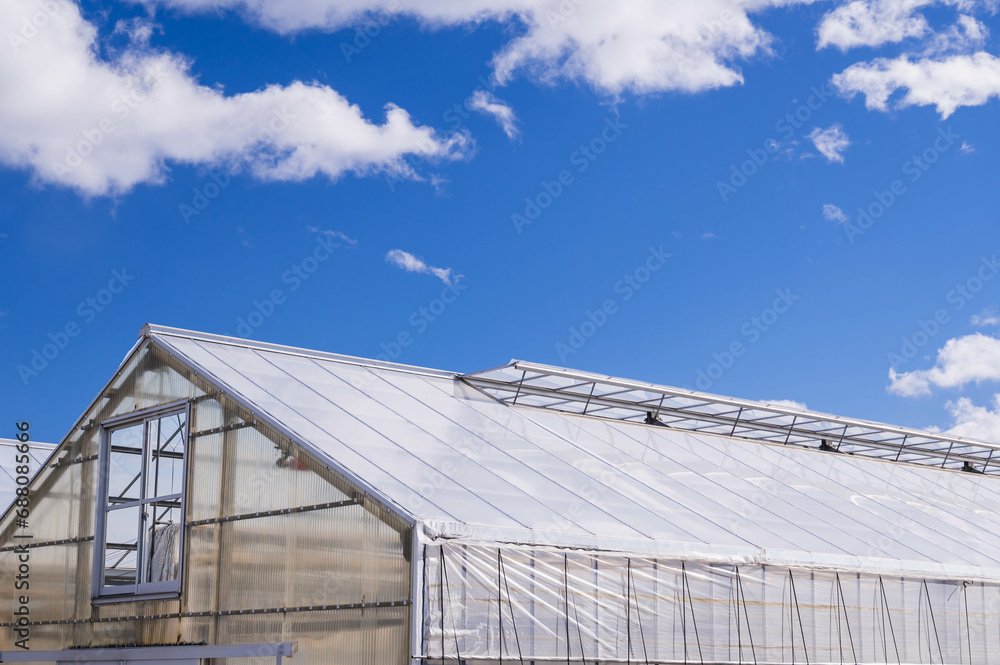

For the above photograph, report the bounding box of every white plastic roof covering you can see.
[147,326,1000,582]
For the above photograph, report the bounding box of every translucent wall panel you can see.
[0,340,412,664]
[424,543,1000,665]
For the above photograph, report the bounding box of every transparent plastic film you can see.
[423,542,1000,665]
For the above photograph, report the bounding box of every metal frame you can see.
[0,641,296,663]
[92,400,191,600]
[462,360,1000,475]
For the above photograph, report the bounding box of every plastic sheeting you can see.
[148,327,1000,581]
[424,542,1000,665]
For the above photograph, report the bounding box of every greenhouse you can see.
[2,324,1000,664]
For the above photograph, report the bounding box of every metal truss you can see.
[462,361,1000,476]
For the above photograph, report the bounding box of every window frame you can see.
[92,400,191,600]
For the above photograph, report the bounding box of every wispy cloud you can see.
[808,124,851,163]
[236,225,253,249]
[469,90,520,140]
[971,307,1000,327]
[961,141,975,154]
[822,204,848,224]
[306,226,358,247]
[701,232,719,240]
[386,249,456,285]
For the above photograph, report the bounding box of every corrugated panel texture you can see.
[0,341,411,664]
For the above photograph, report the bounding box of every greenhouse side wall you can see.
[423,542,1000,665]
[0,341,412,665]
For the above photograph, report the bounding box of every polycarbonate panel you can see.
[203,505,409,613]
[0,439,55,514]
[0,457,89,546]
[211,606,409,665]
[0,339,412,665]
[425,542,1000,665]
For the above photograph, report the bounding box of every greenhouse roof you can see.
[145,324,1000,582]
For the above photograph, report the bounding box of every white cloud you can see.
[817,0,933,51]
[112,16,159,47]
[942,395,1000,443]
[0,0,469,196]
[469,90,520,140]
[701,232,719,239]
[888,332,1000,396]
[960,141,975,153]
[822,203,848,223]
[832,52,1000,118]
[132,0,810,95]
[385,249,455,284]
[921,13,989,56]
[971,306,1000,327]
[807,124,851,163]
[817,0,989,52]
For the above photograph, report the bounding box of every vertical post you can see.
[212,400,237,645]
[564,554,571,665]
[626,558,632,665]
[410,537,424,665]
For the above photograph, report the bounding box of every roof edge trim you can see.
[142,324,457,380]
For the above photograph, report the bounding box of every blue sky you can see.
[3,0,1000,446]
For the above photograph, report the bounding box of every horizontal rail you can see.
[186,498,359,527]
[0,600,410,627]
